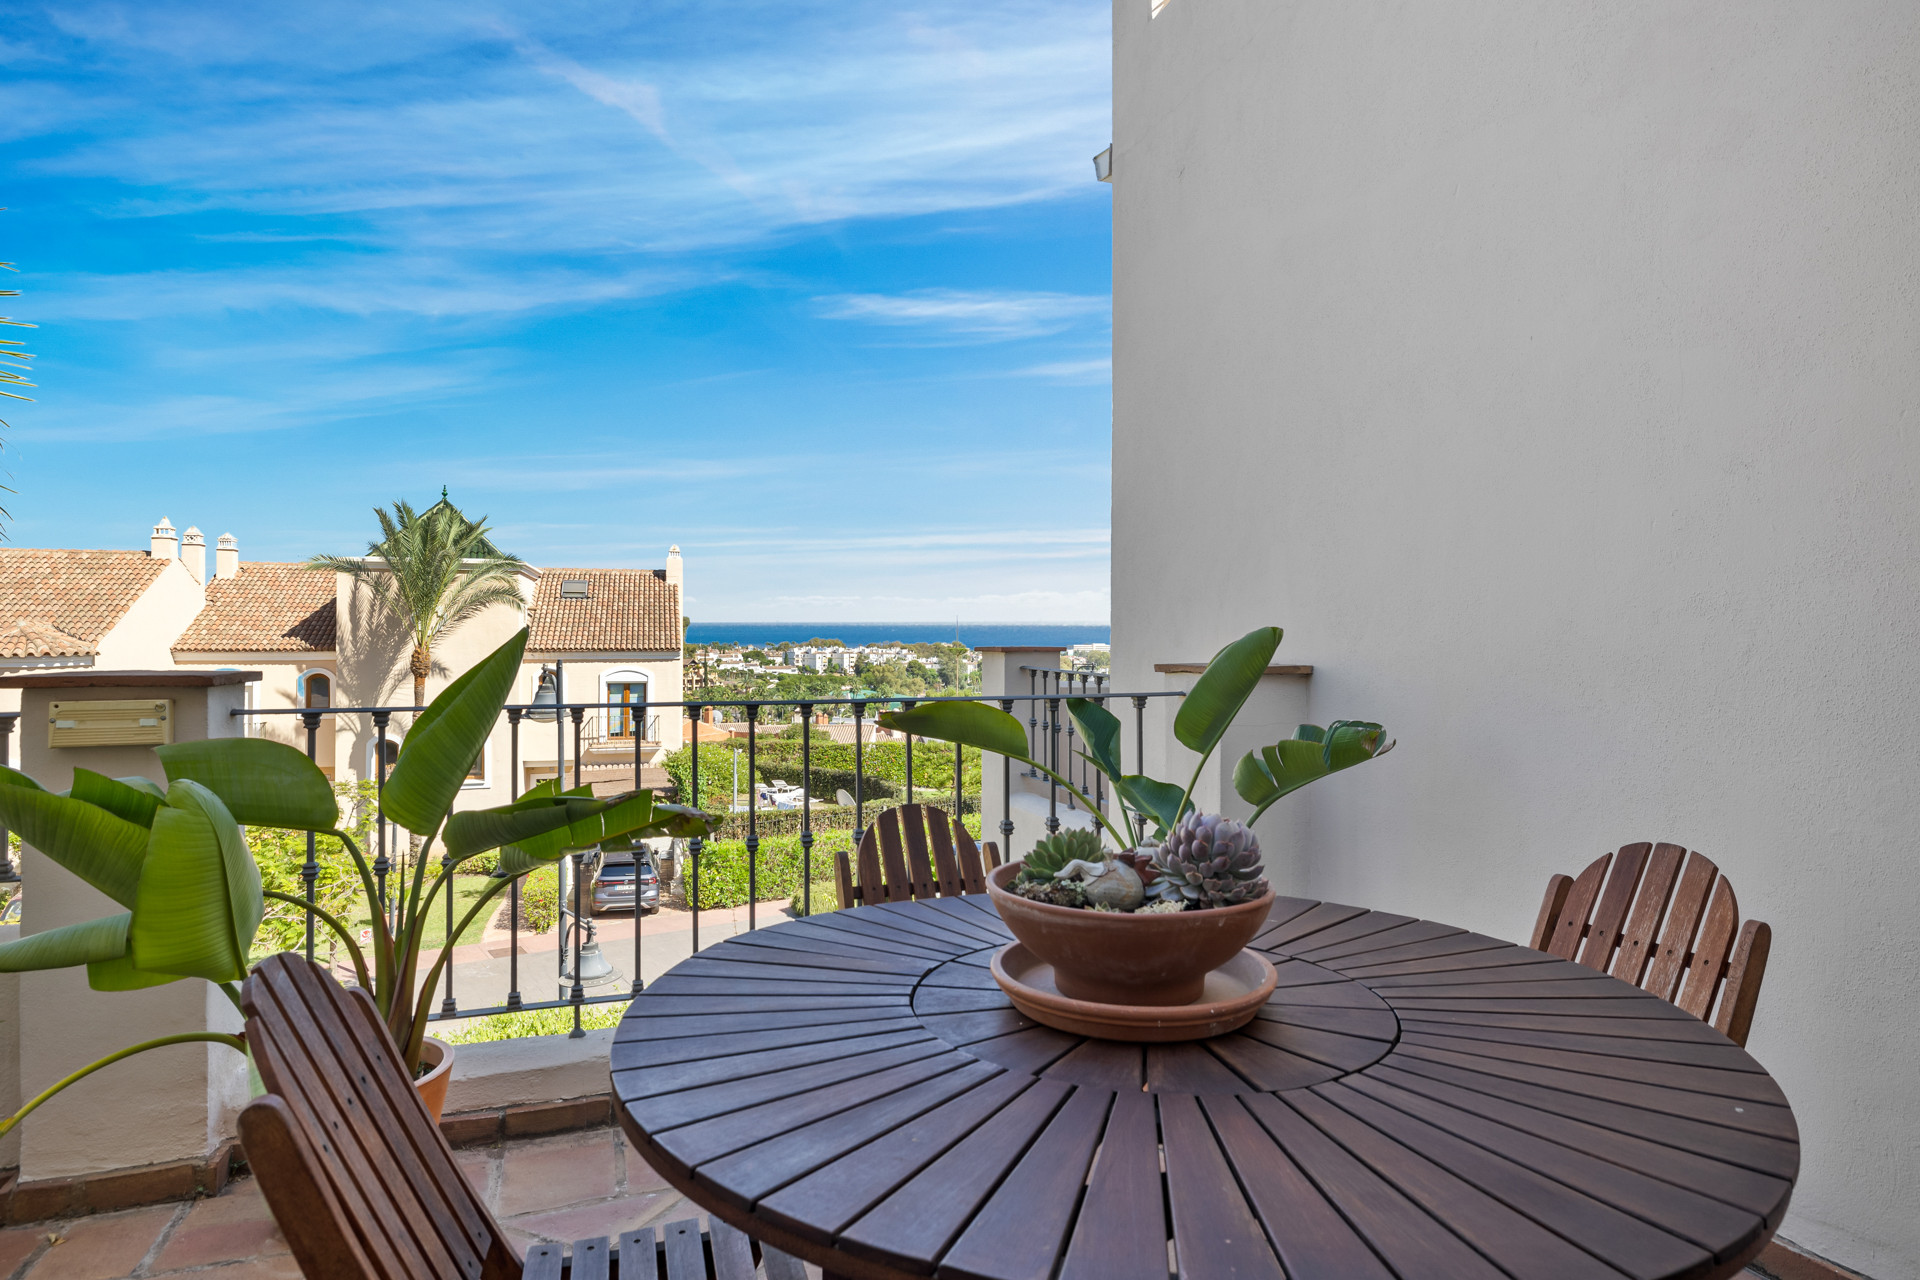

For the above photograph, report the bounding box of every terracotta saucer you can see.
[989,942,1277,1043]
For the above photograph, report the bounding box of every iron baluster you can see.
[688,705,701,953]
[1062,675,1078,810]
[903,700,915,802]
[953,736,963,823]
[301,710,322,962]
[633,690,646,994]
[1045,682,1061,835]
[568,849,585,1038]
[372,710,391,927]
[852,701,866,849]
[746,710,758,933]
[800,706,813,918]
[1132,695,1149,845]
[440,845,457,1015]
[998,699,1016,856]
[1026,669,1039,775]
[506,707,523,1009]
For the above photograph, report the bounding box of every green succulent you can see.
[1019,827,1104,882]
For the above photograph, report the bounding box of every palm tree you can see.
[311,495,526,706]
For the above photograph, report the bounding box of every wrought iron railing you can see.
[0,680,1182,1033]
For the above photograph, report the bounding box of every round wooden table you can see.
[613,894,1797,1280]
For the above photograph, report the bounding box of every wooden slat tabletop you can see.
[614,895,1796,1280]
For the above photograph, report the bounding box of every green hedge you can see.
[689,834,840,911]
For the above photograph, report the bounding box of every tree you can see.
[1,220,38,533]
[309,494,526,706]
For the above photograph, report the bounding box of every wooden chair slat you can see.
[521,1246,563,1280]
[1677,875,1739,1021]
[982,839,1002,870]
[876,809,914,903]
[1578,842,1651,971]
[1609,843,1684,986]
[926,815,964,897]
[954,822,988,894]
[237,1096,380,1280]
[705,1219,758,1280]
[247,972,458,1280]
[1529,842,1769,1045]
[618,1229,659,1280]
[569,1237,611,1280]
[1713,919,1771,1049]
[834,848,858,910]
[1547,854,1611,961]
[1645,851,1719,1002]
[900,804,939,900]
[855,829,886,910]
[1528,874,1574,953]
[283,964,496,1274]
[659,1218,708,1280]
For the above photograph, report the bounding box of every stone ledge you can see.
[440,1095,614,1148]
[1751,1239,1874,1280]
[0,1141,237,1224]
[443,1027,614,1114]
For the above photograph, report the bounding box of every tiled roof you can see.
[528,568,680,653]
[175,562,337,653]
[0,549,168,658]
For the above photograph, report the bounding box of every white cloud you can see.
[1011,357,1111,383]
[816,290,1108,341]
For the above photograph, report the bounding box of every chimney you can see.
[180,526,207,584]
[216,532,239,579]
[666,545,682,591]
[150,517,178,560]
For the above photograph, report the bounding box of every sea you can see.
[685,622,1110,650]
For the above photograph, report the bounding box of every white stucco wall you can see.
[1111,4,1920,1276]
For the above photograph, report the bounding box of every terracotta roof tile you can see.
[0,549,168,658]
[528,568,680,653]
[175,562,337,653]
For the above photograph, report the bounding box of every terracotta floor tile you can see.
[454,1147,495,1203]
[167,1256,303,1279]
[21,1205,177,1280]
[0,1226,47,1280]
[623,1150,675,1196]
[506,1191,683,1245]
[497,1131,620,1216]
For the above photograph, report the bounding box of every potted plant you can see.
[880,626,1392,1011]
[0,628,717,1130]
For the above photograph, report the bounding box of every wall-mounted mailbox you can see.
[49,699,173,748]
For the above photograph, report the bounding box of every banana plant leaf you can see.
[1065,698,1125,781]
[69,770,164,829]
[1233,721,1394,824]
[492,795,715,879]
[878,701,1031,760]
[86,953,190,991]
[0,780,149,908]
[0,766,41,792]
[1114,775,1188,838]
[156,739,337,831]
[0,912,133,972]
[383,628,528,835]
[442,794,605,860]
[128,781,262,984]
[1172,626,1282,758]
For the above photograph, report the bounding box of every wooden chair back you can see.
[1529,842,1771,1046]
[833,803,1000,910]
[238,953,790,1280]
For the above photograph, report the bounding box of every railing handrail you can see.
[231,688,1182,716]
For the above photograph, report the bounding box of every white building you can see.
[1110,6,1919,1276]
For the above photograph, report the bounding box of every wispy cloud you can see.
[1011,357,1111,383]
[816,289,1108,341]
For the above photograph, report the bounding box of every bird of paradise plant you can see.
[0,627,715,1135]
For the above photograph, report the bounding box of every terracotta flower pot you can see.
[987,861,1274,1006]
[413,1036,455,1122]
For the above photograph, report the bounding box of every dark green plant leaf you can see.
[0,766,42,792]
[443,796,600,859]
[156,738,338,831]
[383,628,528,834]
[1065,698,1125,783]
[70,769,162,829]
[0,912,132,972]
[129,781,260,983]
[878,701,1031,760]
[1115,774,1187,838]
[0,783,148,907]
[1172,626,1282,757]
[1234,720,1393,823]
[88,954,188,991]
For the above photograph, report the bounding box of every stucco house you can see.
[0,516,685,800]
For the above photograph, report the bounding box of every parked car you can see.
[591,852,659,915]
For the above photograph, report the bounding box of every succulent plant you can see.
[1020,827,1104,882]
[1150,812,1269,909]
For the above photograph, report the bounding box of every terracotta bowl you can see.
[992,943,1276,1042]
[986,861,1274,1006]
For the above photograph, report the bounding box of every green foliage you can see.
[1233,722,1395,824]
[690,834,838,911]
[247,782,376,957]
[1020,827,1104,881]
[441,1000,627,1044]
[514,865,560,935]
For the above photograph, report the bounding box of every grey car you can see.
[591,854,660,915]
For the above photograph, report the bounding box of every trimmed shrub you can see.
[690,834,840,910]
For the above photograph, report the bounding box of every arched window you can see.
[300,671,332,709]
[367,737,400,777]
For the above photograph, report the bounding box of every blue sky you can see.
[1,0,1112,622]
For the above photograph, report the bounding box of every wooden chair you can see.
[1528,841,1772,1046]
[833,803,1001,909]
[237,953,806,1280]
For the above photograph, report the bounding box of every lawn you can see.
[347,872,500,953]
